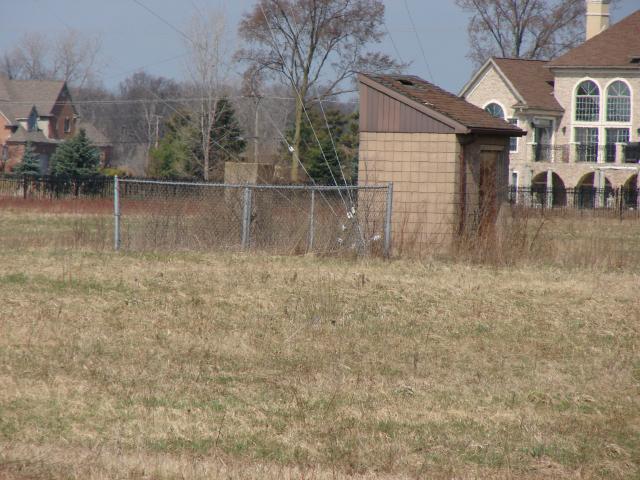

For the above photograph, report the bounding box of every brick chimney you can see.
[586,0,611,41]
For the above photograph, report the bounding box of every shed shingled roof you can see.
[491,58,563,112]
[549,10,640,68]
[362,74,524,135]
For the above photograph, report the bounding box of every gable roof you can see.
[459,58,563,113]
[549,9,640,69]
[360,73,525,136]
[492,58,563,112]
[6,125,61,145]
[0,75,67,124]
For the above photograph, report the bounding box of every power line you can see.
[402,0,435,83]
[0,96,356,106]
[126,0,339,218]
[257,2,351,212]
[383,20,406,66]
[131,0,194,45]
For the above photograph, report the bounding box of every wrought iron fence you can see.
[509,186,639,213]
[532,144,569,163]
[0,174,113,199]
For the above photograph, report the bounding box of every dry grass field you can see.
[0,210,639,479]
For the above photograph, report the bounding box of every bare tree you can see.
[0,30,103,87]
[52,29,103,88]
[2,33,50,80]
[118,72,182,165]
[184,10,232,181]
[455,0,613,67]
[237,0,401,182]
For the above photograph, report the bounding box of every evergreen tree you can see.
[13,142,41,175]
[284,107,358,185]
[148,112,192,179]
[148,98,246,180]
[50,128,101,176]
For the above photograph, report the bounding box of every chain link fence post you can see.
[308,189,316,252]
[384,182,393,258]
[113,175,121,251]
[241,186,252,250]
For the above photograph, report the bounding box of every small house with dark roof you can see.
[0,76,111,173]
[358,73,525,251]
[461,2,640,209]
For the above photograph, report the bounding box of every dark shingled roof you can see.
[77,121,110,146]
[6,126,61,145]
[492,58,563,112]
[0,75,66,123]
[363,74,524,135]
[549,10,640,68]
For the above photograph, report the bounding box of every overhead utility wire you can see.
[128,0,330,218]
[257,2,351,214]
[0,96,356,106]
[402,0,435,82]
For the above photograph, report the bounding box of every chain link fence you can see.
[115,178,392,256]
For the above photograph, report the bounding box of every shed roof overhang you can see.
[360,74,526,137]
[359,74,470,134]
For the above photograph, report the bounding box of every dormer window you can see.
[27,108,38,132]
[64,117,71,133]
[575,80,600,122]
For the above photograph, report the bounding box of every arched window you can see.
[575,80,600,121]
[606,81,631,122]
[484,102,505,119]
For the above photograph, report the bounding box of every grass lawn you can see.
[0,241,638,478]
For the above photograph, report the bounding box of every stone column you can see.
[596,169,606,208]
[636,169,640,211]
[616,143,625,164]
[546,169,554,209]
[525,168,533,207]
[569,142,577,163]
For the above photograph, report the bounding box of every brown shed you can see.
[358,73,526,251]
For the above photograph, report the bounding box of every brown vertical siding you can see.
[359,83,454,134]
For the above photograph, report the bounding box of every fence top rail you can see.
[118,178,389,191]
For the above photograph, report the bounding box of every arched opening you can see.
[575,172,612,209]
[484,102,505,119]
[623,174,638,209]
[531,172,567,207]
[606,80,631,122]
[575,80,600,122]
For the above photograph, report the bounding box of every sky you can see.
[0,0,638,95]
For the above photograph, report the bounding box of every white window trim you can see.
[573,78,602,124]
[570,78,634,163]
[530,117,556,162]
[482,100,508,120]
[510,170,519,188]
[508,118,519,153]
[603,78,633,125]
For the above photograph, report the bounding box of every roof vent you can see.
[398,78,414,86]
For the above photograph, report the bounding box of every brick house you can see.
[358,74,524,250]
[0,76,111,173]
[460,2,640,207]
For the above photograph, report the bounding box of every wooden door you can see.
[478,151,498,237]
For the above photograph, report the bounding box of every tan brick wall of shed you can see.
[359,132,461,251]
